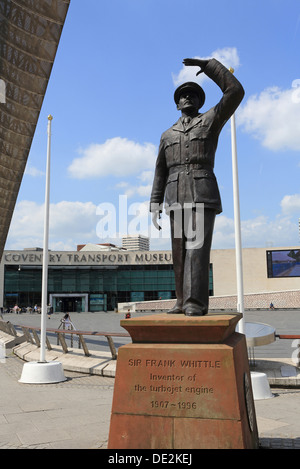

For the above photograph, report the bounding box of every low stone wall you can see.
[209,290,300,310]
[121,290,300,312]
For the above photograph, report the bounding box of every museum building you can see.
[0,246,179,312]
[0,245,299,312]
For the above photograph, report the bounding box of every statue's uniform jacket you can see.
[150,59,245,214]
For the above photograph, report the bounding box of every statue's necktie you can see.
[183,117,191,128]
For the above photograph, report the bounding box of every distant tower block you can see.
[122,235,150,251]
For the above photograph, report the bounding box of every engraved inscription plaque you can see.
[113,344,241,421]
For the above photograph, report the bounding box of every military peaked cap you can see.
[174,82,205,108]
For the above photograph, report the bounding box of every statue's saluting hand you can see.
[183,58,209,76]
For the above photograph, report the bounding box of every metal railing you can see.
[275,334,300,367]
[24,324,130,360]
[0,320,129,360]
[1,319,299,365]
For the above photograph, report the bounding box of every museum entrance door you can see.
[60,297,82,312]
[51,294,88,313]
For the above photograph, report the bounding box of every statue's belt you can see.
[168,163,213,176]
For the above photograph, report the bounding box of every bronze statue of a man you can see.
[150,57,244,316]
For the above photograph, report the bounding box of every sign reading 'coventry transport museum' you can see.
[3,251,173,266]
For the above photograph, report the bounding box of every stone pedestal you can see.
[108,313,258,449]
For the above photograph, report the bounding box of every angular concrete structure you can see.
[0,0,70,258]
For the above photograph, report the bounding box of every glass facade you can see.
[4,263,213,311]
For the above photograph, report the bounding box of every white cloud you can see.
[243,214,298,247]
[138,170,154,184]
[6,198,162,251]
[68,137,157,179]
[212,212,299,249]
[281,194,300,214]
[25,166,45,177]
[6,189,299,252]
[136,185,152,197]
[237,86,300,151]
[212,215,235,248]
[116,170,154,199]
[172,47,240,87]
[6,200,99,251]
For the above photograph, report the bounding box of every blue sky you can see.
[6,0,300,251]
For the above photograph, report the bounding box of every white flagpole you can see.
[40,115,52,362]
[19,116,65,382]
[229,68,245,334]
